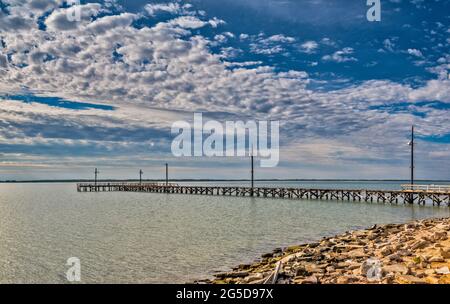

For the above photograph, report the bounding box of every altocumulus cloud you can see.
[0,0,449,179]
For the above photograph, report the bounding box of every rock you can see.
[273,247,283,254]
[421,254,432,262]
[424,269,436,275]
[435,266,450,275]
[414,271,425,278]
[392,243,403,251]
[262,253,273,258]
[382,264,409,275]
[368,235,377,242]
[382,276,394,284]
[298,275,318,284]
[440,248,450,259]
[215,271,249,279]
[335,261,351,269]
[316,263,329,269]
[347,249,367,259]
[412,256,422,264]
[429,256,445,263]
[438,274,450,284]
[405,223,415,229]
[380,247,392,256]
[249,278,266,284]
[236,264,251,270]
[295,267,311,277]
[326,266,335,272]
[387,253,403,262]
[421,235,433,243]
[336,276,349,284]
[286,245,302,253]
[348,263,362,270]
[396,275,427,284]
[432,231,447,241]
[244,273,264,283]
[337,275,360,284]
[411,240,430,250]
[369,224,378,230]
[397,249,413,257]
[307,242,320,248]
[435,223,449,231]
[282,255,297,264]
[360,259,382,280]
[296,256,313,262]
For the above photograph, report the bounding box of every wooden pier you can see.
[77,183,450,206]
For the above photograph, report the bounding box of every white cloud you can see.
[322,47,357,63]
[85,13,137,35]
[145,2,181,16]
[264,34,295,43]
[407,48,424,57]
[45,3,102,31]
[239,34,249,40]
[300,41,318,54]
[249,34,295,55]
[320,38,337,47]
[408,79,450,101]
[168,16,209,29]
[383,38,396,52]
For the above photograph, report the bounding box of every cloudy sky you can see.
[0,0,449,181]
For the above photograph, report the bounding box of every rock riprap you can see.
[204,217,450,284]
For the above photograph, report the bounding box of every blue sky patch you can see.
[1,94,115,111]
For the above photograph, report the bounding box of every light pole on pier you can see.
[251,147,255,197]
[409,125,415,186]
[165,163,169,186]
[408,125,415,204]
[94,168,99,191]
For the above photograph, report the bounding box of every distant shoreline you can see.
[1,179,450,184]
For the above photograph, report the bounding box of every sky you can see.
[0,0,449,181]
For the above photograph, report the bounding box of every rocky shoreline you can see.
[202,217,450,284]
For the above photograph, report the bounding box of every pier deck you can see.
[77,183,450,206]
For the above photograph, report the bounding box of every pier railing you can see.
[401,184,450,193]
[77,182,179,187]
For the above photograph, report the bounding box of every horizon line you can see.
[2,179,450,183]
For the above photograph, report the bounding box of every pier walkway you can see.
[77,183,450,206]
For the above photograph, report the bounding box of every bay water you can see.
[0,181,449,283]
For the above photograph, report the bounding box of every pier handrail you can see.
[77,182,180,187]
[401,184,450,193]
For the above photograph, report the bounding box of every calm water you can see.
[0,181,449,284]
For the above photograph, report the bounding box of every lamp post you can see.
[251,147,255,197]
[94,168,99,191]
[408,125,415,204]
[409,125,415,186]
[165,163,168,186]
